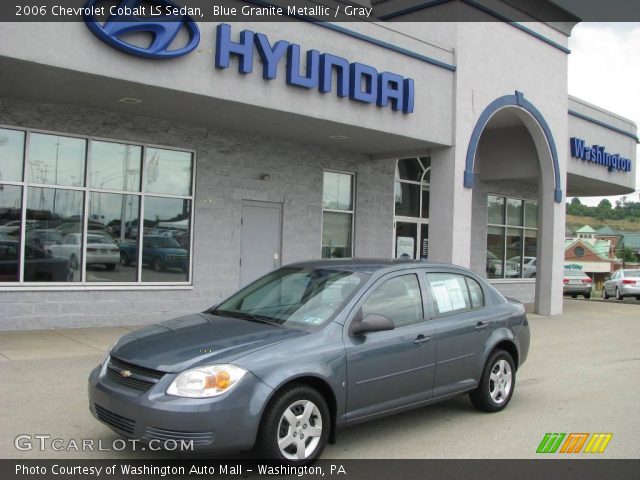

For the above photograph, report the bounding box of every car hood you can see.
[110,313,308,373]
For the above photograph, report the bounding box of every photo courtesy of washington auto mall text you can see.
[1,0,639,480]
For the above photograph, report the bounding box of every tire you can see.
[603,288,609,300]
[105,264,116,271]
[470,349,516,413]
[255,385,330,464]
[120,252,130,266]
[571,294,577,299]
[616,288,623,301]
[153,256,163,272]
[584,293,591,299]
[636,296,640,301]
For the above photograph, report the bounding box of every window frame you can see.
[321,169,355,259]
[486,194,538,281]
[0,123,196,291]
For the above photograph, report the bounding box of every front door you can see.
[345,272,436,422]
[240,201,282,287]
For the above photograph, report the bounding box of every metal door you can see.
[240,201,282,287]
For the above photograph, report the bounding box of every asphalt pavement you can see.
[0,299,638,459]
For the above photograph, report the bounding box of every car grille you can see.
[143,427,215,446]
[94,404,135,434]
[105,356,165,392]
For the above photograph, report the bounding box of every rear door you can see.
[424,271,495,398]
[344,270,436,421]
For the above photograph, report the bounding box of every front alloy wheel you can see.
[256,385,329,464]
[616,288,623,301]
[277,400,323,461]
[470,349,516,412]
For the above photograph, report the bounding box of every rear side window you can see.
[426,273,471,315]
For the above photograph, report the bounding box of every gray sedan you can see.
[603,269,640,300]
[88,260,530,463]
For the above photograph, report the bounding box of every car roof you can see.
[284,258,469,274]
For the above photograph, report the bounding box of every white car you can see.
[508,256,537,278]
[49,233,120,270]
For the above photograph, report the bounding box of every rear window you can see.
[564,269,585,276]
[623,270,640,277]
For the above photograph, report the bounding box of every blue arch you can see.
[463,91,563,203]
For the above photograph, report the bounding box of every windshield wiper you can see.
[210,309,282,327]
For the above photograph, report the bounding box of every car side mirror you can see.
[350,313,395,336]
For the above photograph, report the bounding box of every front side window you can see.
[361,274,424,328]
[213,267,368,331]
[0,127,194,286]
[486,195,538,279]
[322,172,354,259]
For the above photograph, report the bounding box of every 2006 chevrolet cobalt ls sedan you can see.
[89,260,530,463]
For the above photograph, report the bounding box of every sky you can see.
[567,22,640,207]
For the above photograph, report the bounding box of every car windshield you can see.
[211,267,369,331]
[148,236,181,248]
[564,269,585,276]
[623,269,640,277]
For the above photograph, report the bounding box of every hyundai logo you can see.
[83,0,200,59]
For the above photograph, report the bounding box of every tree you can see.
[597,199,612,209]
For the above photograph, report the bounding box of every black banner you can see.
[1,0,640,23]
[2,459,640,480]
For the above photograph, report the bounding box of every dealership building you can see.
[0,1,637,330]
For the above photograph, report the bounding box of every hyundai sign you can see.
[570,137,632,173]
[84,4,415,114]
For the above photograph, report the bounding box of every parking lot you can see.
[0,299,638,459]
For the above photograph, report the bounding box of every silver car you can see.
[603,269,640,301]
[562,269,592,299]
[88,260,530,463]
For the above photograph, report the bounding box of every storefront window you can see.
[322,172,354,258]
[0,126,194,286]
[486,195,538,279]
[394,157,430,259]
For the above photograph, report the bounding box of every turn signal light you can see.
[563,279,569,284]
[205,370,231,390]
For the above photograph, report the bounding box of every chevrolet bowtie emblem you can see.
[120,370,133,378]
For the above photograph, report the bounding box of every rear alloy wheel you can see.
[120,252,130,266]
[584,293,591,299]
[615,288,623,301]
[256,385,329,464]
[470,350,515,412]
[603,288,609,300]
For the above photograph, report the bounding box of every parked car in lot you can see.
[25,229,63,249]
[49,233,120,270]
[0,239,69,282]
[487,252,520,278]
[118,235,188,271]
[603,269,640,301]
[89,260,530,463]
[508,256,537,278]
[562,269,592,299]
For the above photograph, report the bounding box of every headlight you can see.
[167,364,247,398]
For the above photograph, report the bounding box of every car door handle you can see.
[474,322,490,332]
[413,334,431,345]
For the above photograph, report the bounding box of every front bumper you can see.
[88,360,273,453]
